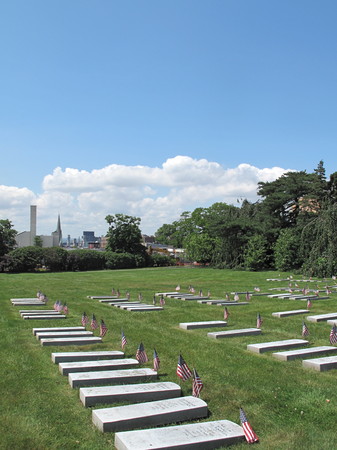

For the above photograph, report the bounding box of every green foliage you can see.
[105,213,146,256]
[105,251,137,269]
[0,219,17,257]
[3,246,44,272]
[274,228,302,271]
[147,252,174,267]
[42,247,68,271]
[184,232,216,264]
[33,235,43,247]
[243,234,269,271]
[66,249,106,271]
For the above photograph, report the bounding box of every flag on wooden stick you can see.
[81,311,89,327]
[239,407,259,444]
[330,324,337,345]
[176,354,192,381]
[63,303,68,315]
[256,313,263,329]
[121,330,127,349]
[136,342,148,364]
[224,307,229,320]
[302,321,309,337]
[99,319,108,337]
[91,314,98,330]
[153,348,160,371]
[192,368,204,398]
[307,299,312,309]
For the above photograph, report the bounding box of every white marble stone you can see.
[92,396,208,432]
[114,420,245,450]
[24,314,67,320]
[247,339,309,354]
[41,336,102,346]
[69,368,158,388]
[208,328,262,339]
[52,350,124,363]
[179,321,227,330]
[307,313,337,322]
[80,381,181,407]
[36,331,93,340]
[59,358,139,375]
[273,346,337,361]
[33,326,85,336]
[303,355,337,371]
[272,309,309,318]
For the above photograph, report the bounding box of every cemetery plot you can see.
[59,358,139,375]
[179,321,227,330]
[272,309,309,318]
[307,313,337,323]
[208,328,262,339]
[41,336,102,346]
[88,296,119,299]
[52,350,124,363]
[99,298,129,303]
[273,346,337,361]
[197,299,237,304]
[80,381,181,407]
[247,339,309,354]
[21,311,62,317]
[23,314,67,320]
[69,368,158,388]
[114,419,246,450]
[11,300,46,306]
[303,355,337,372]
[36,331,94,340]
[33,326,85,336]
[92,396,208,432]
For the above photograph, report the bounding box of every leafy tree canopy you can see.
[105,213,146,256]
[0,219,17,257]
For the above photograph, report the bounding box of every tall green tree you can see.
[0,219,17,257]
[105,214,146,256]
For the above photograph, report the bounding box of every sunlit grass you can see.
[1,267,337,449]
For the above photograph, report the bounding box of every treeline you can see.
[0,247,173,273]
[154,161,337,277]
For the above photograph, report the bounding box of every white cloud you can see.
[0,156,292,237]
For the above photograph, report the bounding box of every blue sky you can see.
[1,1,336,237]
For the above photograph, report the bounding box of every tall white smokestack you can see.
[30,205,37,246]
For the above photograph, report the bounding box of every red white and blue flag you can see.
[136,342,148,364]
[302,321,309,337]
[224,307,229,320]
[121,330,127,349]
[240,407,259,444]
[176,354,192,381]
[153,348,160,371]
[257,313,263,329]
[192,368,204,398]
[91,314,98,330]
[330,324,337,345]
[99,319,108,337]
[81,312,89,327]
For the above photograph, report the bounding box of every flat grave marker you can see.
[272,309,309,318]
[303,355,337,372]
[179,321,227,330]
[69,368,158,388]
[273,346,337,361]
[80,381,181,407]
[247,339,309,354]
[114,419,246,450]
[307,313,337,323]
[23,314,67,320]
[59,358,139,375]
[208,328,262,339]
[52,350,124,363]
[92,396,208,432]
[33,326,85,336]
[36,331,94,340]
[41,336,102,346]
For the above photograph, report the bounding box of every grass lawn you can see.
[1,266,337,449]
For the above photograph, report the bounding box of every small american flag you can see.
[138,292,143,301]
[225,293,230,301]
[100,319,108,337]
[153,348,160,371]
[302,321,309,337]
[91,314,98,330]
[176,284,181,291]
[160,296,165,306]
[326,286,332,294]
[257,313,263,329]
[121,330,127,349]
[245,292,251,301]
[307,299,312,308]
[330,324,337,345]
[190,286,195,294]
[224,307,229,320]
[112,288,116,295]
[192,368,204,398]
[199,290,203,297]
[63,303,68,315]
[239,407,259,444]
[234,293,240,301]
[53,300,58,311]
[81,312,89,327]
[254,287,260,292]
[136,342,148,364]
[117,289,120,298]
[56,302,63,312]
[176,354,192,381]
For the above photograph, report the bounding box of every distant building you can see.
[16,205,62,248]
[82,231,101,248]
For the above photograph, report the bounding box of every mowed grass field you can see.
[1,266,337,450]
